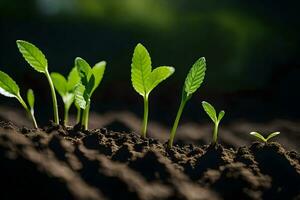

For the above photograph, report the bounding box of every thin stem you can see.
[212,122,219,145]
[169,98,187,148]
[142,97,149,138]
[76,107,81,124]
[18,96,38,128]
[82,99,90,130]
[64,104,69,126]
[45,70,59,124]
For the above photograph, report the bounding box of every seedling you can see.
[131,43,174,138]
[51,67,80,126]
[74,57,106,130]
[0,70,38,128]
[202,101,225,145]
[16,40,59,124]
[250,131,280,143]
[169,57,206,147]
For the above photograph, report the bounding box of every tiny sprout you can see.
[0,70,38,128]
[74,57,106,130]
[169,57,206,148]
[250,131,280,143]
[131,43,174,138]
[51,67,80,126]
[16,40,59,124]
[202,101,225,145]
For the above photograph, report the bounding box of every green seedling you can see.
[250,131,280,143]
[0,71,38,128]
[74,57,106,130]
[16,40,59,124]
[202,101,225,145]
[131,43,174,138]
[169,57,206,147]
[51,67,80,126]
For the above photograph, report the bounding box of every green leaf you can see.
[218,110,225,122]
[51,72,68,97]
[0,71,20,98]
[67,67,80,91]
[85,74,95,97]
[131,43,152,96]
[74,83,86,109]
[91,61,106,94]
[145,66,175,95]
[202,101,217,123]
[75,57,91,86]
[250,132,267,142]
[266,132,280,141]
[27,89,35,110]
[63,93,74,110]
[16,40,48,73]
[184,57,206,97]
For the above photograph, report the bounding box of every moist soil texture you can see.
[0,120,299,200]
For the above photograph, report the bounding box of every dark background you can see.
[0,0,299,126]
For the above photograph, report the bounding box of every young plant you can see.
[0,70,38,128]
[16,40,59,124]
[250,131,280,143]
[202,101,225,145]
[169,57,206,147]
[51,67,80,126]
[74,57,106,130]
[131,43,174,138]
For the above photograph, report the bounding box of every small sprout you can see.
[16,40,59,124]
[131,43,174,138]
[250,131,280,143]
[74,57,106,130]
[202,101,225,145]
[0,70,38,128]
[51,67,80,126]
[169,57,206,147]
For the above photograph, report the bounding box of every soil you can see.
[0,119,300,200]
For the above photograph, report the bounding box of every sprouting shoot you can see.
[250,131,280,143]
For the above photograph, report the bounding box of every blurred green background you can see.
[0,0,299,125]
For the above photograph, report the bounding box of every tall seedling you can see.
[131,43,174,138]
[0,71,38,128]
[51,67,80,126]
[16,40,59,124]
[74,57,106,130]
[169,57,206,147]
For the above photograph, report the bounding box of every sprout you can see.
[169,57,206,147]
[0,70,38,128]
[202,101,225,145]
[250,131,280,143]
[16,40,59,124]
[74,57,106,130]
[51,67,80,126]
[131,43,174,138]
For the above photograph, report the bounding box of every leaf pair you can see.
[202,101,225,124]
[131,43,174,98]
[74,57,106,129]
[250,132,280,143]
[0,71,38,128]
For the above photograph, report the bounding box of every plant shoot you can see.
[250,131,280,143]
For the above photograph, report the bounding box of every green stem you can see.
[142,97,149,138]
[76,107,81,124]
[18,96,38,129]
[45,70,59,124]
[82,99,90,130]
[169,98,187,148]
[64,104,69,126]
[212,122,219,145]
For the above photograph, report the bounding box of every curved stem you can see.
[18,96,38,128]
[45,70,59,124]
[142,97,149,138]
[169,98,187,148]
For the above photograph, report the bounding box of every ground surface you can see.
[0,117,300,200]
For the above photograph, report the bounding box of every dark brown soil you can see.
[0,120,300,200]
